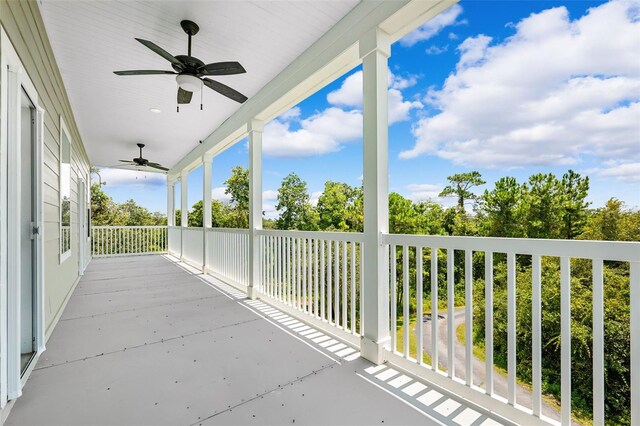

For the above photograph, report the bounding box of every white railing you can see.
[91,226,167,257]
[168,226,182,257]
[258,230,365,341]
[382,233,640,426]
[206,228,250,288]
[182,227,204,269]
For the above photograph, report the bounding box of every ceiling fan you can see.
[114,20,247,106]
[118,143,168,172]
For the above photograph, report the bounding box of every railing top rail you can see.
[383,233,640,262]
[182,227,204,231]
[206,227,250,234]
[257,229,365,243]
[92,225,168,229]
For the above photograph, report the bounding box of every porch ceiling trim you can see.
[168,0,458,178]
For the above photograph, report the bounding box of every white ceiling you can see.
[39,0,360,170]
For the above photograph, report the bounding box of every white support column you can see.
[180,170,188,261]
[167,178,175,226]
[180,170,189,227]
[202,154,213,273]
[203,154,213,228]
[360,28,391,364]
[248,119,263,300]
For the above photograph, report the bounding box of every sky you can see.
[95,0,640,217]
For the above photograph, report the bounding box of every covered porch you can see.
[6,255,503,426]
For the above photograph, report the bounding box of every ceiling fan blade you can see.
[135,38,184,68]
[199,61,246,76]
[147,163,169,172]
[202,78,248,103]
[114,70,176,76]
[177,88,193,104]
[118,160,137,164]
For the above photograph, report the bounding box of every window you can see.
[60,117,72,261]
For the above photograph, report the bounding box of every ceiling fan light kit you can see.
[113,19,248,113]
[176,74,202,92]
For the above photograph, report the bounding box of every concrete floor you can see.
[7,255,507,426]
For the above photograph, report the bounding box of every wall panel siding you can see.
[1,0,91,336]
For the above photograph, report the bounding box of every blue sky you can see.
[97,0,640,216]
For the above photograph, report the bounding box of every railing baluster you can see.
[314,239,319,317]
[403,245,409,358]
[485,251,494,395]
[507,252,516,405]
[532,254,542,416]
[592,258,604,426]
[342,240,347,330]
[351,242,356,335]
[431,247,438,371]
[416,246,423,364]
[447,248,454,378]
[631,261,639,426]
[465,249,473,386]
[391,245,397,353]
[361,242,366,336]
[328,240,333,323]
[302,239,307,312]
[321,240,325,320]
[561,256,571,425]
[334,240,339,327]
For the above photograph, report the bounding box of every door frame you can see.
[0,27,46,404]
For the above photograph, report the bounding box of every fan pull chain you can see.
[177,105,179,113]
[200,87,203,110]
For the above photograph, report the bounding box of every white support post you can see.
[180,170,188,261]
[167,178,175,227]
[203,155,213,228]
[360,27,391,364]
[202,154,213,273]
[248,119,263,300]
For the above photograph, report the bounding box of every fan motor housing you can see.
[172,55,204,73]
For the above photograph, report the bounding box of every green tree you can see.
[389,192,420,234]
[477,176,524,237]
[559,170,590,239]
[439,171,485,213]
[522,173,562,239]
[224,166,250,228]
[276,173,318,230]
[317,181,361,231]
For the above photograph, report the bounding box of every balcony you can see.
[8,226,637,425]
[2,0,638,424]
[6,253,507,426]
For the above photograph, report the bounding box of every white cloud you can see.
[405,183,457,208]
[263,190,278,201]
[327,71,362,106]
[310,191,323,207]
[211,186,231,202]
[262,107,361,157]
[326,70,422,124]
[426,44,449,55]
[279,107,301,121]
[593,161,640,182]
[400,4,464,47]
[406,183,443,201]
[95,167,165,187]
[401,0,640,169]
[264,68,422,158]
[448,32,459,40]
[388,89,423,124]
